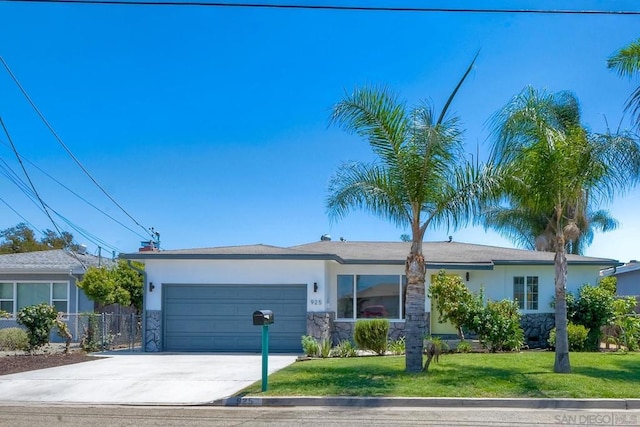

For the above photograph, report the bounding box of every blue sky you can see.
[0,1,639,262]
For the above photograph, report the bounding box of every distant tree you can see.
[0,223,42,253]
[0,223,78,253]
[41,230,78,251]
[77,261,144,313]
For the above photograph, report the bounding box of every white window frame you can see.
[0,282,15,315]
[0,281,69,317]
[513,276,539,311]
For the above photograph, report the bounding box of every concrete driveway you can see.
[0,353,297,405]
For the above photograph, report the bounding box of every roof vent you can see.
[320,234,332,241]
[77,244,87,255]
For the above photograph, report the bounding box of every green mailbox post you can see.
[252,310,274,392]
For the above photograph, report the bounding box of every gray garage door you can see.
[163,284,306,352]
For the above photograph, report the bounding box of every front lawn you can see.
[242,351,640,398]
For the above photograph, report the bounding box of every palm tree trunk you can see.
[405,249,426,373]
[553,240,572,373]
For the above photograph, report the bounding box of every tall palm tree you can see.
[488,87,640,373]
[327,57,498,373]
[608,38,640,127]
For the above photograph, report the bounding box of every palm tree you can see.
[608,38,640,127]
[327,57,498,373]
[483,201,619,255]
[488,87,640,373]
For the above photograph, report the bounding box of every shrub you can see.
[301,335,320,357]
[611,297,640,351]
[567,283,615,351]
[0,327,29,351]
[81,313,103,352]
[456,340,472,353]
[471,299,524,352]
[330,340,357,358]
[387,336,405,355]
[320,339,332,358]
[354,319,389,355]
[16,303,58,351]
[425,336,450,353]
[549,323,590,351]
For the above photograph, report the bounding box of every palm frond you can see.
[607,38,640,78]
[326,161,410,228]
[330,86,408,169]
[608,38,640,127]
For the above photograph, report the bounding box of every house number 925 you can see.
[310,299,322,305]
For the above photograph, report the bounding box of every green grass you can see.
[241,352,640,398]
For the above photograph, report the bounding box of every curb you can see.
[210,396,640,410]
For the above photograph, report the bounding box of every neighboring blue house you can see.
[602,260,640,297]
[0,249,112,323]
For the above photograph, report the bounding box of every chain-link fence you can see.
[0,313,142,352]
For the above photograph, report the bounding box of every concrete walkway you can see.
[0,353,297,405]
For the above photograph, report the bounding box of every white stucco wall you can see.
[327,263,604,316]
[143,259,327,311]
[142,258,605,316]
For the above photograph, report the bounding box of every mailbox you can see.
[253,310,274,326]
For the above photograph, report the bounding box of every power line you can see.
[0,140,150,240]
[0,56,154,240]
[0,139,124,253]
[2,0,640,14]
[0,116,63,238]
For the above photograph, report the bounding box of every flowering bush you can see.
[16,303,58,351]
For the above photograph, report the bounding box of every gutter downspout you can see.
[127,260,147,352]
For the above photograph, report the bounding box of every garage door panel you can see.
[163,284,306,352]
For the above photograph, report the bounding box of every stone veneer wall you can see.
[520,313,555,348]
[145,310,162,352]
[307,312,334,342]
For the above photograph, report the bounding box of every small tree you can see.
[428,270,480,340]
[78,261,144,312]
[16,303,58,351]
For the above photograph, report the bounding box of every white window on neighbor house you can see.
[336,274,407,320]
[513,276,539,310]
[0,282,14,314]
[0,281,69,316]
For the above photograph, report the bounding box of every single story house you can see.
[122,239,619,353]
[0,249,111,325]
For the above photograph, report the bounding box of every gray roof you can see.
[0,250,115,273]
[121,241,620,268]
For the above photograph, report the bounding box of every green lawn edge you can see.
[241,352,640,399]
